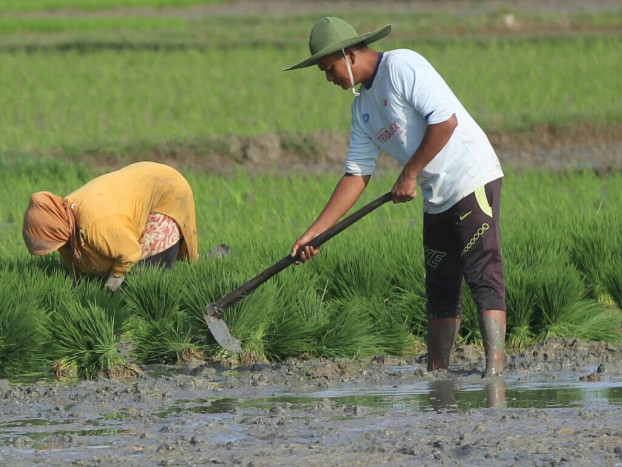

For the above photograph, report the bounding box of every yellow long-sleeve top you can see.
[59,162,198,278]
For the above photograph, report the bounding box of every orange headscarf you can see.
[22,191,82,261]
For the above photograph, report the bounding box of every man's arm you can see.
[392,114,458,203]
[292,173,370,262]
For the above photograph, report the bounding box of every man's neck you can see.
[361,50,382,88]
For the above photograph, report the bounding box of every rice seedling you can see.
[386,286,427,340]
[568,215,617,301]
[601,263,622,311]
[0,281,47,378]
[504,263,538,350]
[122,266,183,322]
[531,264,611,342]
[458,285,480,345]
[180,249,301,359]
[122,266,200,364]
[261,272,326,362]
[132,318,198,365]
[44,301,126,379]
[571,307,622,344]
[73,277,131,336]
[361,294,416,357]
[309,239,394,301]
[313,296,383,359]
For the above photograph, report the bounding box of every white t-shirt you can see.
[346,49,504,213]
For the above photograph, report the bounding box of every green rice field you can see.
[0,1,620,380]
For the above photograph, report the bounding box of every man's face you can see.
[317,52,351,90]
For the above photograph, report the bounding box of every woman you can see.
[22,161,198,292]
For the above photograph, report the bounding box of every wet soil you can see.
[1,338,622,466]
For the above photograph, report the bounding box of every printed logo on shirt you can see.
[376,122,402,144]
[383,98,388,107]
[363,113,370,122]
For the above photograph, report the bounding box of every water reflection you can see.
[428,379,506,412]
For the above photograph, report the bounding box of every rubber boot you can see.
[479,309,506,378]
[426,318,460,371]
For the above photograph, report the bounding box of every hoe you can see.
[204,192,393,353]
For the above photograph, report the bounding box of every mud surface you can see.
[1,338,622,466]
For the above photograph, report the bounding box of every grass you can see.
[0,0,222,13]
[0,8,620,160]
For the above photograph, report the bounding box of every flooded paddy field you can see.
[1,338,622,466]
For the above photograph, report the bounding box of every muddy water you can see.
[1,339,622,466]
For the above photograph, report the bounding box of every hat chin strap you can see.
[342,49,360,97]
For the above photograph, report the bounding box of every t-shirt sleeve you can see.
[345,111,381,176]
[395,59,455,125]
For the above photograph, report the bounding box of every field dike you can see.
[75,122,622,174]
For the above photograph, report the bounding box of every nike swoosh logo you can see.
[459,211,473,221]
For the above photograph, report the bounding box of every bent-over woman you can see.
[22,161,198,292]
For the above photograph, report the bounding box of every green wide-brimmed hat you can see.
[283,17,391,71]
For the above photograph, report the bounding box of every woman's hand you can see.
[105,273,125,293]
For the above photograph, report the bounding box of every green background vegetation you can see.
[0,1,620,380]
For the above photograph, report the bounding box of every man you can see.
[22,161,198,292]
[283,17,506,377]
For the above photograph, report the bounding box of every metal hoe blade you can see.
[204,304,243,354]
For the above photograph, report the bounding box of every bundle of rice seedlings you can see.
[0,287,47,378]
[308,238,392,300]
[505,263,538,350]
[571,306,622,343]
[568,224,610,300]
[179,252,259,322]
[363,295,416,356]
[601,263,622,311]
[122,266,183,322]
[313,297,382,359]
[374,227,428,339]
[45,301,126,379]
[122,267,198,364]
[179,255,275,357]
[223,281,284,362]
[73,277,130,335]
[386,285,427,338]
[263,274,326,361]
[502,218,565,269]
[532,265,614,342]
[3,255,74,313]
[132,319,197,364]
